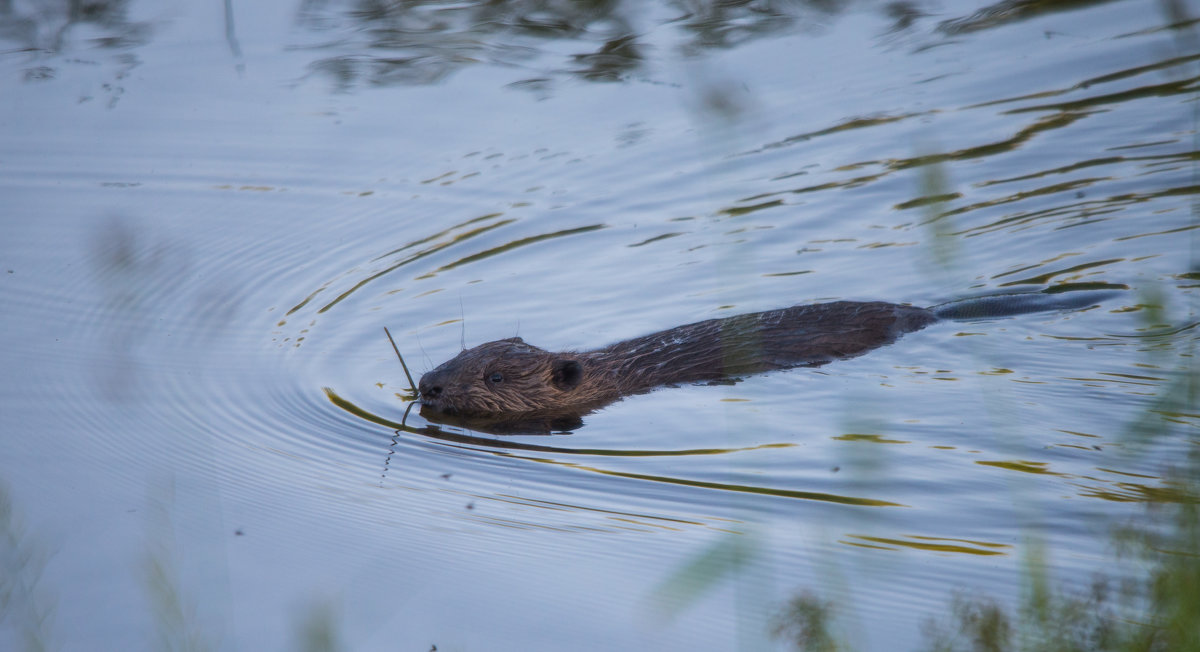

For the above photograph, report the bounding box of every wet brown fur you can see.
[418,301,937,422]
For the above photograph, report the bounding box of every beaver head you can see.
[417,337,586,416]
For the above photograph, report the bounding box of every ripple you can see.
[2,2,1197,649]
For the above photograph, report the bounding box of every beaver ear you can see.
[551,359,582,391]
[501,337,525,344]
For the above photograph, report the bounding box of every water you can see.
[1,0,1197,650]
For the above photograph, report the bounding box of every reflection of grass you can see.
[769,360,1199,650]
[296,601,344,652]
[915,477,1200,652]
[772,593,842,652]
[144,551,210,652]
[769,73,1200,649]
[652,534,761,620]
[0,484,55,652]
[763,469,1199,652]
[706,14,1200,639]
[0,480,346,652]
[768,151,1199,650]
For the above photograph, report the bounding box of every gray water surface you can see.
[1,0,1197,650]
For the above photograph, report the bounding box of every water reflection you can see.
[327,387,905,507]
[298,218,605,319]
[293,0,1115,91]
[1,0,1182,109]
[0,0,150,53]
[328,385,792,457]
[0,484,55,651]
[87,217,186,399]
[936,0,1116,35]
[294,0,646,88]
[841,533,1011,555]
[1,0,149,106]
[2,0,1195,647]
[531,457,907,507]
[283,212,512,319]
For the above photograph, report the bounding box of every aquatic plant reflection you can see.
[291,0,1123,91]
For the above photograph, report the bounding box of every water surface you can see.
[1,0,1197,650]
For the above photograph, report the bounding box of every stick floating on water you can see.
[384,327,418,396]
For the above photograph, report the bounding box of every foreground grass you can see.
[771,461,1199,652]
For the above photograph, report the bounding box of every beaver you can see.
[415,289,1118,433]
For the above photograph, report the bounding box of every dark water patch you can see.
[326,386,797,459]
[743,112,929,156]
[1074,479,1198,503]
[936,0,1120,36]
[967,52,1200,110]
[1006,73,1200,114]
[974,150,1199,187]
[841,534,1011,556]
[309,214,518,314]
[628,232,687,247]
[324,387,908,511]
[425,223,607,274]
[545,462,905,508]
[993,258,1123,285]
[291,0,851,91]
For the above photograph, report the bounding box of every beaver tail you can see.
[929,286,1124,321]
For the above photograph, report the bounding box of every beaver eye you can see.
[488,371,504,384]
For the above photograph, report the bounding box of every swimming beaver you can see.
[415,289,1117,433]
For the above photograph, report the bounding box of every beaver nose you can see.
[419,379,442,399]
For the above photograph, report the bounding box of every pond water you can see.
[1,0,1197,650]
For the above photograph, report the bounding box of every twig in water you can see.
[384,327,418,396]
